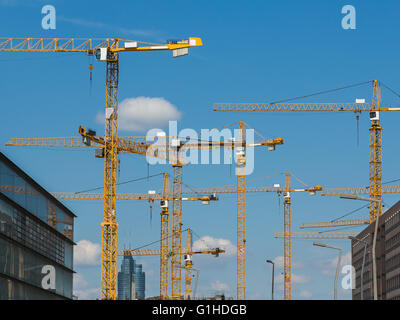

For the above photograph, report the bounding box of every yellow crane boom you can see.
[275,232,357,239]
[0,37,202,54]
[321,185,400,196]
[118,247,224,256]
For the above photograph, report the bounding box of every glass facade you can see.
[0,152,75,300]
[0,157,74,238]
[133,264,145,300]
[117,256,145,300]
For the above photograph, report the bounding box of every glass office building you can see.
[117,255,145,300]
[0,152,75,299]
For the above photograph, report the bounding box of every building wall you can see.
[0,152,75,300]
[352,200,400,300]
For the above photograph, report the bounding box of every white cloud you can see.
[299,290,312,299]
[74,240,101,266]
[96,97,182,132]
[193,236,236,257]
[210,280,229,292]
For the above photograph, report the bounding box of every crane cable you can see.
[127,228,189,252]
[74,172,165,194]
[268,80,373,104]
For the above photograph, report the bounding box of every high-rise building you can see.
[0,152,75,299]
[117,255,145,300]
[352,200,400,300]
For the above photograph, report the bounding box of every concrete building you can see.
[117,255,145,300]
[352,200,400,300]
[0,152,75,299]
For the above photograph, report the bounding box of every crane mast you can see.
[101,52,119,300]
[283,172,292,300]
[171,163,183,299]
[369,79,383,222]
[236,121,246,300]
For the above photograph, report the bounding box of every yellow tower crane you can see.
[277,171,323,300]
[0,36,202,300]
[213,79,400,224]
[231,120,283,300]
[6,121,281,299]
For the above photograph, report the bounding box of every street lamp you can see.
[313,241,342,300]
[266,260,275,300]
[340,194,382,300]
[348,236,368,300]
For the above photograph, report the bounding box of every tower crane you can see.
[213,79,400,225]
[0,36,202,300]
[6,121,281,299]
[277,171,322,300]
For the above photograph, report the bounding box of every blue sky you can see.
[1,0,400,300]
